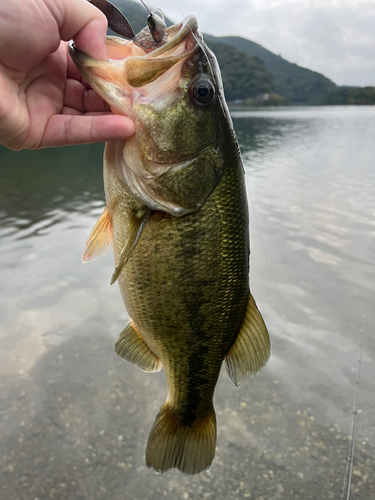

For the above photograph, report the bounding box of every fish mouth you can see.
[69,15,222,217]
[68,15,200,116]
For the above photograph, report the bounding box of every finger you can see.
[60,106,82,115]
[48,0,108,60]
[0,0,61,69]
[60,108,111,115]
[40,114,135,148]
[64,79,110,112]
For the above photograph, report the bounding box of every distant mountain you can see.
[204,35,337,105]
[110,1,275,101]
[205,41,274,101]
[109,0,337,105]
[322,86,375,105]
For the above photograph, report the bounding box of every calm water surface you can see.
[0,106,374,499]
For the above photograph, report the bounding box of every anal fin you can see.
[225,292,270,386]
[110,207,151,285]
[115,320,162,373]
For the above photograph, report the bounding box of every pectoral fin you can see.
[82,206,112,263]
[115,320,162,372]
[225,293,270,386]
[110,207,151,285]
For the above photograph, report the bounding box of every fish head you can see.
[70,15,233,215]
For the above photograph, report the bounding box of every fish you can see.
[69,8,270,475]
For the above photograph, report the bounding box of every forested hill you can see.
[204,35,337,105]
[205,41,274,101]
[111,0,337,104]
[322,86,375,105]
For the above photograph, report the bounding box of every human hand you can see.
[0,0,134,150]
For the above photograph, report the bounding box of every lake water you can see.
[0,106,374,499]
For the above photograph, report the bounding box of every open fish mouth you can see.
[69,14,224,217]
[68,15,201,117]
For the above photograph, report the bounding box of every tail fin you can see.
[146,403,216,475]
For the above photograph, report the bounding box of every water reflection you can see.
[0,143,105,232]
[0,106,374,498]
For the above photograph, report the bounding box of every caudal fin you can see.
[146,403,216,475]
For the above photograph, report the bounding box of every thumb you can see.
[46,0,109,60]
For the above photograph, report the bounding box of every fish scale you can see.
[110,136,248,426]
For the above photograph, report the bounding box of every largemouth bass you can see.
[70,12,270,475]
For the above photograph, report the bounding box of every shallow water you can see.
[0,106,374,499]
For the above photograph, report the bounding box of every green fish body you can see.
[70,14,270,475]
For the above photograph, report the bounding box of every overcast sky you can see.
[151,0,375,86]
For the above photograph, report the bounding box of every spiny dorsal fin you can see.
[110,207,151,285]
[225,292,270,386]
[115,320,162,372]
[82,206,112,263]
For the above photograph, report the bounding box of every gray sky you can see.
[152,0,375,86]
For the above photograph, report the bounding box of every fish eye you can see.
[191,77,215,106]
